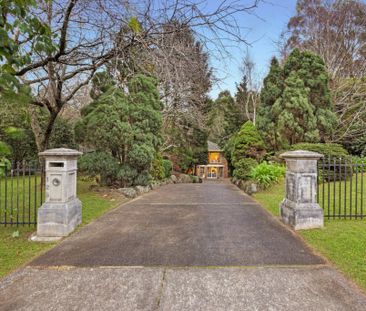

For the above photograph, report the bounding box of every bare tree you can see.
[240,50,260,125]
[9,0,260,151]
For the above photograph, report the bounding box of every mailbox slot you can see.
[49,162,64,168]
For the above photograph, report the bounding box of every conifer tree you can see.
[272,72,319,146]
[258,50,336,149]
[76,74,163,186]
[283,49,337,142]
[257,57,284,150]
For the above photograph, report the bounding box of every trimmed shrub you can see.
[232,158,258,180]
[290,143,348,160]
[162,159,173,179]
[231,121,266,164]
[79,151,119,186]
[249,162,285,188]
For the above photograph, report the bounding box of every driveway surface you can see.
[31,180,322,266]
[1,180,366,310]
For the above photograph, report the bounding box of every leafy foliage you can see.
[258,50,337,150]
[257,57,284,150]
[162,159,173,178]
[79,152,119,186]
[230,121,266,165]
[169,122,208,173]
[232,158,258,180]
[249,162,285,188]
[151,154,165,181]
[272,72,319,146]
[0,157,11,177]
[49,118,76,149]
[290,143,349,160]
[76,74,163,186]
[206,90,242,145]
[0,0,55,95]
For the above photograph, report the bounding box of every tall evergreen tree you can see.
[76,74,163,186]
[257,57,284,150]
[283,49,337,142]
[272,72,319,146]
[258,50,336,149]
[206,90,241,146]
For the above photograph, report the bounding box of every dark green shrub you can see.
[233,158,258,180]
[290,143,348,160]
[231,121,266,165]
[249,162,285,188]
[190,175,200,183]
[151,154,165,181]
[162,159,173,178]
[79,151,119,186]
[0,158,11,177]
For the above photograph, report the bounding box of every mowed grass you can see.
[318,173,366,219]
[0,178,126,278]
[253,178,366,291]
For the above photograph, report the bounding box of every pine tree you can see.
[206,90,242,145]
[76,74,163,186]
[272,72,319,147]
[283,49,337,142]
[258,50,337,150]
[257,57,284,150]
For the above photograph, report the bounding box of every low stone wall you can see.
[117,174,202,199]
[232,178,259,195]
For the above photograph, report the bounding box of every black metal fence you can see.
[318,157,365,220]
[0,161,44,226]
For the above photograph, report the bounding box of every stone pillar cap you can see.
[280,150,324,159]
[39,148,83,157]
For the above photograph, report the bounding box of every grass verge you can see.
[0,179,126,278]
[253,179,366,291]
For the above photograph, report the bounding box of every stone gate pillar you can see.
[34,148,83,241]
[280,150,324,230]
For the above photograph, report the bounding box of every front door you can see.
[208,167,217,179]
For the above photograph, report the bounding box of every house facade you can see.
[195,141,229,179]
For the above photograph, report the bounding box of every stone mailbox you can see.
[35,148,82,240]
[280,150,324,230]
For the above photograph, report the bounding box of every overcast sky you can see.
[208,0,297,99]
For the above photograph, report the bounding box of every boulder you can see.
[178,174,193,183]
[150,183,160,190]
[135,185,150,195]
[170,175,178,183]
[238,180,258,195]
[118,187,137,198]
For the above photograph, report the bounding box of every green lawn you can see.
[0,173,43,226]
[318,173,366,219]
[253,178,366,291]
[0,179,126,278]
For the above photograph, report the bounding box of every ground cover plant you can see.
[249,162,285,188]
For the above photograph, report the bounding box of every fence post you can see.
[280,150,324,230]
[32,148,83,241]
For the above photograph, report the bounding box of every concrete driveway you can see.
[1,180,366,310]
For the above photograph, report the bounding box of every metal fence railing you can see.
[318,157,365,220]
[0,161,44,226]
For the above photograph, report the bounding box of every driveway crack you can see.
[155,268,167,310]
